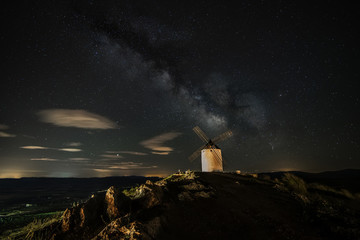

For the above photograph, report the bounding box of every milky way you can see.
[0,1,359,177]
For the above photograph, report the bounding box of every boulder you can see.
[61,207,81,232]
[193,191,212,199]
[93,218,152,240]
[79,193,104,227]
[105,186,129,220]
[61,193,105,233]
[182,181,207,191]
[134,183,164,209]
[145,180,153,185]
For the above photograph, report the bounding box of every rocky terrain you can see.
[4,171,360,240]
[0,176,160,236]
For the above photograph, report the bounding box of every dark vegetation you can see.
[259,169,360,193]
[1,170,360,239]
[0,176,159,237]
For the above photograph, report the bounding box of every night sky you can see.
[1,1,359,178]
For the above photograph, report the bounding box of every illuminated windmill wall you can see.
[189,126,233,172]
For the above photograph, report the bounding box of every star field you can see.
[0,0,359,177]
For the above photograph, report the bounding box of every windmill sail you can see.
[188,144,206,162]
[213,130,233,144]
[192,126,209,143]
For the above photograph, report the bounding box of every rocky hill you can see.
[5,171,360,240]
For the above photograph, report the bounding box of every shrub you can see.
[123,187,138,198]
[282,173,308,195]
[309,183,356,199]
[340,189,354,199]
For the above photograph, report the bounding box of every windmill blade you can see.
[212,130,233,144]
[188,150,201,162]
[193,126,209,143]
[188,145,205,162]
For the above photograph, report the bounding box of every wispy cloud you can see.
[30,158,58,161]
[93,169,112,173]
[105,151,148,156]
[94,162,157,171]
[68,158,89,161]
[100,154,123,159]
[151,151,170,155]
[37,109,118,129]
[65,142,83,147]
[0,131,16,138]
[20,146,49,150]
[140,132,181,155]
[29,157,90,163]
[0,124,16,137]
[20,146,82,152]
[109,162,143,170]
[58,148,82,152]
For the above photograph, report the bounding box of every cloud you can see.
[100,154,123,159]
[65,142,82,147]
[30,158,58,161]
[0,124,9,130]
[20,146,82,152]
[0,124,16,137]
[0,131,16,138]
[69,158,89,161]
[105,151,148,156]
[94,162,158,171]
[151,151,170,155]
[109,162,143,169]
[20,146,49,150]
[58,148,83,152]
[93,169,112,173]
[37,109,118,129]
[140,132,182,154]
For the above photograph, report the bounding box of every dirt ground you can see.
[158,172,329,240]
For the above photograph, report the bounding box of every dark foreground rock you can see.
[19,171,360,240]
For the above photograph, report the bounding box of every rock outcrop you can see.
[59,192,107,239]
[133,180,164,209]
[36,171,210,240]
[105,186,129,220]
[93,218,153,240]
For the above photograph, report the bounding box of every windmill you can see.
[189,126,233,172]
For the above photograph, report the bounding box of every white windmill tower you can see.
[189,126,233,172]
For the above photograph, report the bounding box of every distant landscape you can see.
[0,176,160,235]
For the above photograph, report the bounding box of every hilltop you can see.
[3,171,360,240]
